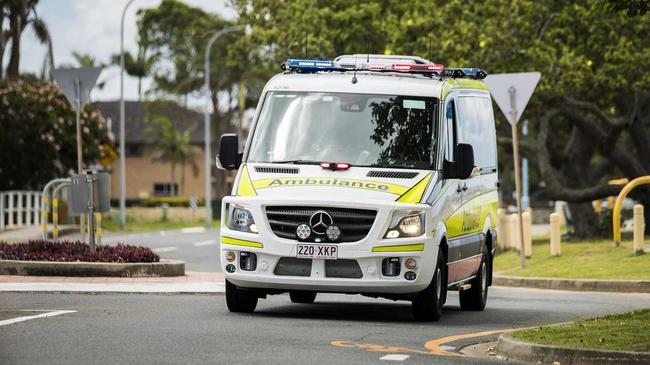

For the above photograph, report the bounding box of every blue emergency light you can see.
[284,59,337,72]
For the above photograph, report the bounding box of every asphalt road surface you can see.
[2,288,649,364]
[100,228,222,272]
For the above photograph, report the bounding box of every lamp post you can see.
[119,0,136,230]
[204,25,243,228]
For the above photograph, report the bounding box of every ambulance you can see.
[217,54,498,321]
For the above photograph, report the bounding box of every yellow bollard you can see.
[42,195,49,237]
[52,198,59,240]
[550,212,561,256]
[508,214,519,250]
[523,210,532,258]
[497,208,507,249]
[633,204,645,255]
[593,200,602,214]
[95,213,103,245]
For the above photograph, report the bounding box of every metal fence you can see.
[0,191,42,230]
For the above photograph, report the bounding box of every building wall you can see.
[109,146,208,199]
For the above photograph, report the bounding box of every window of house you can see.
[153,183,179,197]
[125,143,144,157]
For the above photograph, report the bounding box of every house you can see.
[93,100,210,200]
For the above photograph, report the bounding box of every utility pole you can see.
[203,26,244,229]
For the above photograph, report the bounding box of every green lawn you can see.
[494,239,650,280]
[102,219,221,233]
[512,309,650,352]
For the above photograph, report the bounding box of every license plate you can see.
[296,244,338,260]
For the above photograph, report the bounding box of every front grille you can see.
[265,206,377,242]
[274,257,312,276]
[367,170,419,179]
[325,259,363,278]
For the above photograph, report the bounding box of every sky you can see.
[14,0,237,105]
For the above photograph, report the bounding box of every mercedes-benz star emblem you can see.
[309,210,333,235]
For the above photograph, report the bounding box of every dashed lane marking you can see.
[0,310,77,327]
[181,227,206,233]
[379,354,410,361]
[153,246,178,253]
[193,240,216,247]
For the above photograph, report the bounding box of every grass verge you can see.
[102,219,220,233]
[512,309,650,352]
[494,239,649,280]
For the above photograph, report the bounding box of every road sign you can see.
[484,72,541,125]
[52,67,102,112]
[484,72,541,269]
[190,195,199,210]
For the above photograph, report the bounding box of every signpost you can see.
[484,72,541,269]
[70,171,110,252]
[53,67,102,240]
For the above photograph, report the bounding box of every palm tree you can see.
[72,51,100,68]
[147,116,197,196]
[112,47,155,100]
[2,0,53,79]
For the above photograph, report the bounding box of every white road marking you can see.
[153,246,178,253]
[193,240,215,247]
[379,354,410,361]
[0,310,77,327]
[181,227,205,233]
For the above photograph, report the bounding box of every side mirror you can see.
[217,133,240,170]
[443,143,475,180]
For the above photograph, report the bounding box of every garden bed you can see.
[0,240,184,277]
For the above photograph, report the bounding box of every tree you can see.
[2,0,53,79]
[230,0,650,237]
[0,77,113,190]
[71,51,101,68]
[146,115,197,196]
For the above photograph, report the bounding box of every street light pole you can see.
[119,0,136,230]
[204,25,243,229]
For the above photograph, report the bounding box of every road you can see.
[1,287,649,364]
[100,228,222,272]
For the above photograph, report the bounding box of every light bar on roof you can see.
[285,59,336,72]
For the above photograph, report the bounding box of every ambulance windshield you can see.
[247,92,438,169]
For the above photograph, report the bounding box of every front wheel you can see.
[225,279,258,313]
[459,247,489,311]
[412,251,446,321]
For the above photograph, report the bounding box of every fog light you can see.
[296,224,311,240]
[225,251,236,262]
[326,225,341,241]
[249,224,258,233]
[259,260,269,272]
[405,258,417,270]
[404,271,416,281]
[225,264,236,273]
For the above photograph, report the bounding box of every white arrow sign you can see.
[484,72,541,125]
[52,67,102,112]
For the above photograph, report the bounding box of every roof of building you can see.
[93,100,206,144]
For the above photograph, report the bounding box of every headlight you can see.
[228,205,258,233]
[384,211,424,238]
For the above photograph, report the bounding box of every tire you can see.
[289,291,317,304]
[412,251,446,321]
[225,279,258,313]
[459,246,489,311]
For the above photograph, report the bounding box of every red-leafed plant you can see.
[0,240,159,263]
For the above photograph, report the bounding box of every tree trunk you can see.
[6,1,26,79]
[0,31,6,79]
[180,161,186,196]
[569,201,600,239]
[170,162,176,197]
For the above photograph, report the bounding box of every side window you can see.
[444,100,457,162]
[457,97,497,169]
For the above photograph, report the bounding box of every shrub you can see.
[0,240,159,263]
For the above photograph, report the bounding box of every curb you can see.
[496,333,650,365]
[0,259,185,277]
[493,274,650,293]
[0,282,224,294]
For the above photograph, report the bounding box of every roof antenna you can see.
[428,35,432,62]
[351,55,358,84]
[304,33,308,58]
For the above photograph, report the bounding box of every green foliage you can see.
[0,78,113,190]
[513,309,650,352]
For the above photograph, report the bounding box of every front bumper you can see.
[219,196,438,295]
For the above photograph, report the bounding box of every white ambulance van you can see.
[217,55,498,321]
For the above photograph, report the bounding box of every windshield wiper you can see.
[269,160,322,165]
